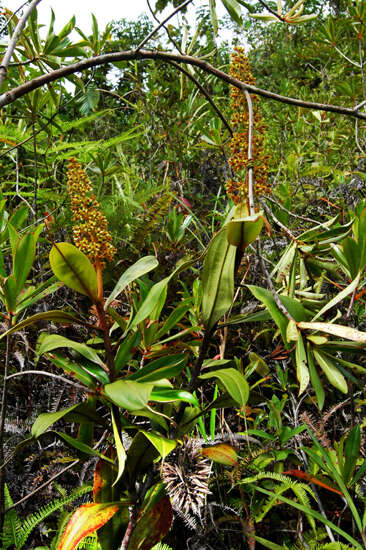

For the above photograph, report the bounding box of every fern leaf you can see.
[17,484,92,548]
[2,484,21,550]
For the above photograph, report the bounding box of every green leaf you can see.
[222,0,243,24]
[199,368,249,407]
[103,380,153,411]
[343,425,360,486]
[0,311,86,340]
[13,229,39,293]
[46,352,97,388]
[2,275,17,314]
[247,285,288,344]
[311,272,361,322]
[140,431,177,460]
[150,388,200,407]
[49,242,98,300]
[295,333,309,395]
[114,330,141,374]
[55,432,113,462]
[343,237,360,278]
[307,345,325,410]
[110,408,126,486]
[126,354,187,383]
[36,333,105,367]
[313,350,348,394]
[32,404,80,438]
[202,229,236,329]
[104,255,158,309]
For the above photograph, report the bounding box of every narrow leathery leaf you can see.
[55,432,114,462]
[201,443,238,467]
[56,502,121,550]
[313,350,348,394]
[286,319,299,341]
[343,237,360,279]
[114,330,141,373]
[306,335,328,345]
[295,333,309,395]
[307,345,324,410]
[50,242,98,300]
[222,0,242,24]
[130,409,168,431]
[14,230,37,293]
[36,333,104,367]
[3,274,17,314]
[209,0,218,35]
[103,380,153,411]
[311,272,360,321]
[150,388,200,407]
[0,311,88,339]
[126,354,187,383]
[32,404,80,438]
[298,321,366,343]
[125,483,173,550]
[248,352,270,376]
[140,430,177,459]
[202,229,236,329]
[247,285,288,344]
[251,534,286,550]
[343,425,360,486]
[199,368,249,407]
[110,409,126,486]
[245,485,362,549]
[156,302,191,339]
[46,352,96,388]
[104,255,158,309]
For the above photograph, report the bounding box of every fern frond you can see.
[241,472,316,529]
[17,484,92,548]
[2,485,21,550]
[133,191,175,248]
[152,544,174,550]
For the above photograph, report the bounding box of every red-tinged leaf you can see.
[283,470,343,496]
[201,443,239,467]
[127,484,173,550]
[57,502,120,550]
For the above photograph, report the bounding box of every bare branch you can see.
[0,0,42,89]
[0,49,365,121]
[135,0,193,53]
[244,90,255,214]
[6,370,87,390]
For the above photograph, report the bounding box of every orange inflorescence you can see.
[226,46,270,204]
[67,158,116,265]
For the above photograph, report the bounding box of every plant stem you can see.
[0,316,12,536]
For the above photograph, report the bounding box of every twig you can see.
[0,0,42,89]
[1,50,366,121]
[5,370,87,391]
[261,199,296,241]
[334,46,361,68]
[263,195,329,227]
[256,239,295,321]
[146,0,183,53]
[0,1,29,36]
[257,0,287,23]
[135,0,193,53]
[167,60,233,136]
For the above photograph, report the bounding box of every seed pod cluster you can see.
[227,46,270,204]
[67,158,116,265]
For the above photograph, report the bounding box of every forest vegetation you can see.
[0,0,366,548]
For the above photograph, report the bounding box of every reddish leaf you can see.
[201,443,239,467]
[57,502,120,550]
[127,485,173,550]
[283,469,343,496]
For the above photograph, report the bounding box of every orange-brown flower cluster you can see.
[67,158,116,265]
[227,46,270,204]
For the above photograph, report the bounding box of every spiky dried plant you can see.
[162,439,211,529]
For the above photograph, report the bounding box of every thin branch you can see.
[0,1,29,35]
[334,46,361,68]
[135,0,193,53]
[1,49,366,121]
[263,195,330,227]
[261,199,296,241]
[244,90,255,214]
[0,0,42,89]
[256,239,295,321]
[167,60,233,136]
[6,370,88,390]
[257,0,287,23]
[146,0,183,53]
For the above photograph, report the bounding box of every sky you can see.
[3,0,206,33]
